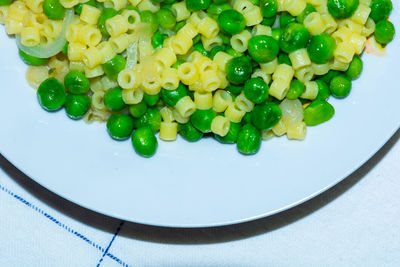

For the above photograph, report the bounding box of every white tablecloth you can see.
[1,130,399,267]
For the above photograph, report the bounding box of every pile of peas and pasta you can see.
[0,0,395,157]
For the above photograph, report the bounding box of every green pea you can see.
[279,12,296,28]
[98,8,118,36]
[213,0,227,4]
[327,0,359,19]
[315,80,330,101]
[37,78,66,111]
[43,0,65,20]
[299,98,309,105]
[129,102,147,118]
[107,114,135,140]
[330,75,352,98]
[102,55,126,80]
[193,42,209,57]
[278,53,292,66]
[345,55,363,80]
[241,112,252,125]
[190,109,216,133]
[136,108,162,133]
[172,58,185,69]
[236,124,262,155]
[319,70,341,84]
[296,3,316,23]
[174,21,186,32]
[152,31,167,48]
[303,100,335,126]
[187,90,195,100]
[251,59,259,69]
[104,87,126,112]
[226,84,242,95]
[74,0,96,15]
[62,42,69,56]
[251,102,281,130]
[186,0,211,11]
[155,98,164,108]
[280,23,310,53]
[160,2,174,8]
[144,93,160,106]
[218,9,246,35]
[64,94,90,120]
[156,8,176,30]
[244,78,269,104]
[271,28,282,41]
[207,3,231,18]
[18,50,48,66]
[286,79,305,99]
[260,0,277,18]
[0,0,13,6]
[96,2,104,9]
[209,45,225,59]
[193,34,201,44]
[369,0,393,22]
[248,35,279,63]
[374,20,395,44]
[225,46,243,57]
[178,121,204,142]
[215,122,241,143]
[261,15,276,26]
[64,70,90,94]
[251,0,259,5]
[161,83,187,106]
[307,33,336,64]
[131,127,158,157]
[225,56,252,84]
[140,10,159,33]
[164,0,177,3]
[123,5,140,12]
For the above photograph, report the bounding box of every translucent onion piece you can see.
[126,41,138,69]
[279,99,304,128]
[158,27,175,37]
[16,9,74,59]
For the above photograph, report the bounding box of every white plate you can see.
[1,13,400,227]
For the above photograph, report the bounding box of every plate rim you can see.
[2,123,398,228]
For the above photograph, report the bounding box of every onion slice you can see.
[16,9,74,59]
[126,41,138,69]
[158,28,175,37]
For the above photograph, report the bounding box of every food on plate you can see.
[0,0,395,156]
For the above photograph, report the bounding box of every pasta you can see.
[270,64,294,100]
[212,90,232,112]
[159,122,178,141]
[194,91,213,110]
[160,106,174,122]
[80,5,101,25]
[230,30,252,53]
[160,68,179,90]
[301,81,319,100]
[225,103,246,123]
[106,15,128,37]
[289,48,311,70]
[211,115,230,137]
[171,2,190,22]
[303,12,326,35]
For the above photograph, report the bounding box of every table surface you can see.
[1,129,399,267]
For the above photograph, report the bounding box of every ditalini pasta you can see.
[1,0,395,157]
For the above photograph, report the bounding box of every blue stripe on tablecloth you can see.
[97,221,124,267]
[0,183,131,267]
